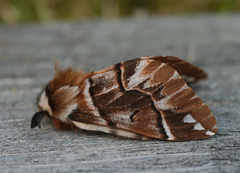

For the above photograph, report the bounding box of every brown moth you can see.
[31,56,217,141]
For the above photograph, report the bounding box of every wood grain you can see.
[0,14,240,172]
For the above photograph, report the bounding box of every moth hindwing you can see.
[31,56,217,141]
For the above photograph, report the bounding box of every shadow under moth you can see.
[31,56,217,141]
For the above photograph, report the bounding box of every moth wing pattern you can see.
[146,56,208,83]
[69,56,217,141]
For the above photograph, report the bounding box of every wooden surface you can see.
[0,14,240,172]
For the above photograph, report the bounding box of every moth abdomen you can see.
[71,121,151,140]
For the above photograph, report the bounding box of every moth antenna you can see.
[54,60,61,74]
[54,60,74,75]
[31,111,45,129]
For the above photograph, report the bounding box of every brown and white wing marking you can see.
[70,56,217,141]
[143,56,208,83]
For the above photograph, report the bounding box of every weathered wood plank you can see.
[0,14,240,172]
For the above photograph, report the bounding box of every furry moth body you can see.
[31,56,217,141]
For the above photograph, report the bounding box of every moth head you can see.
[31,88,53,129]
[31,67,86,129]
[31,85,80,128]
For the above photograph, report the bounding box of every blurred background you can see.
[0,0,240,24]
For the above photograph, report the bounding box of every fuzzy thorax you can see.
[37,67,88,122]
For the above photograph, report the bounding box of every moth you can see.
[31,56,217,141]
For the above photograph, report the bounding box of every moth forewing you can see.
[31,56,217,141]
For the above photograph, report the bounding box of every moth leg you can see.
[52,118,75,130]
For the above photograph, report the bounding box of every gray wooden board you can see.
[0,14,240,173]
